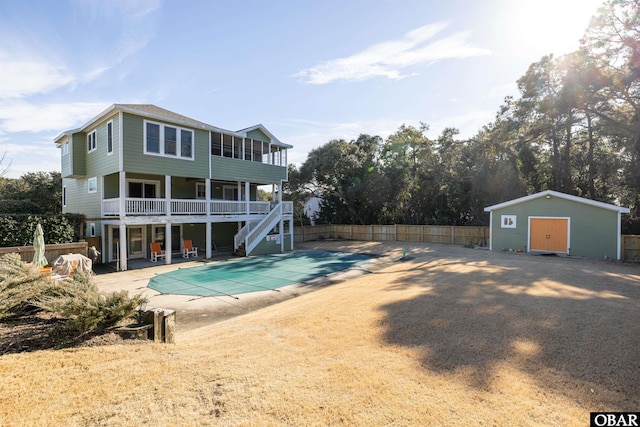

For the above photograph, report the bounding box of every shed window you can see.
[501,215,516,228]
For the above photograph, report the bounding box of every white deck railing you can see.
[171,199,207,215]
[102,198,271,216]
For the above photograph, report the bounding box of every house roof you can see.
[54,104,291,148]
[484,190,630,214]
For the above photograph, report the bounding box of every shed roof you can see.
[483,190,630,214]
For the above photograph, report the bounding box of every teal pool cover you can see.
[148,250,372,298]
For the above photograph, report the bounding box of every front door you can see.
[529,218,569,253]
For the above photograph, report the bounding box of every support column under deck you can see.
[119,222,127,271]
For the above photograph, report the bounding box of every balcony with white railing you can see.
[102,198,271,217]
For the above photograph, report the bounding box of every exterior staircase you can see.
[233,202,290,256]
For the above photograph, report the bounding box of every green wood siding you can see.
[69,134,86,177]
[211,223,237,249]
[103,173,120,198]
[251,234,292,255]
[210,156,286,184]
[490,197,620,259]
[86,113,120,177]
[170,177,200,199]
[121,113,209,178]
[62,177,102,217]
[182,223,207,254]
[247,129,270,141]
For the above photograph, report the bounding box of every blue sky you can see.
[0,0,604,179]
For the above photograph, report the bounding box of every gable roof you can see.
[484,190,630,214]
[54,104,290,148]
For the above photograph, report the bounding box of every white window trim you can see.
[89,223,96,237]
[88,177,98,194]
[107,120,114,155]
[196,182,206,199]
[126,178,161,198]
[501,214,516,228]
[87,130,97,153]
[143,119,195,160]
[62,142,69,155]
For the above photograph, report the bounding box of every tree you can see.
[0,171,62,214]
[0,151,10,178]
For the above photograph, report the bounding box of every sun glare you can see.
[505,0,604,56]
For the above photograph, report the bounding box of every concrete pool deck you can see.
[94,242,403,331]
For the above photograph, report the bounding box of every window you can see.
[144,120,194,159]
[501,215,516,228]
[181,129,193,157]
[128,180,158,198]
[89,223,96,237]
[211,132,222,156]
[233,136,243,159]
[222,134,233,158]
[252,139,264,162]
[87,130,97,152]
[244,138,253,161]
[88,177,97,193]
[196,182,206,199]
[146,122,160,154]
[62,142,69,155]
[107,121,113,154]
[165,126,177,155]
[62,186,66,207]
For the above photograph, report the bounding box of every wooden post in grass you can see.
[143,309,164,342]
[164,309,176,344]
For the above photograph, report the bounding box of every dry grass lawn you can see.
[1,241,639,426]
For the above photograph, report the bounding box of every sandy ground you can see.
[1,241,639,426]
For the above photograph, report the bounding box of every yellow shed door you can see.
[530,218,568,252]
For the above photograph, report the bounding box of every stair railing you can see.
[234,221,259,251]
[244,202,283,255]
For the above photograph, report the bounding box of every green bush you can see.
[0,253,54,319]
[0,214,84,246]
[34,271,145,333]
[0,253,144,334]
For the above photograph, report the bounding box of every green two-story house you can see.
[54,104,293,270]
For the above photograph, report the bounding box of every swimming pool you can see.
[148,250,372,297]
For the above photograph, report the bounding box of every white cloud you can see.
[0,51,75,99]
[0,101,110,133]
[0,138,61,179]
[295,23,492,84]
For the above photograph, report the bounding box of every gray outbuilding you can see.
[484,190,630,260]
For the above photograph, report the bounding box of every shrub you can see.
[34,271,145,333]
[0,253,53,319]
[0,253,144,334]
[0,214,84,246]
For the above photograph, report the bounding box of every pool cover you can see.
[148,250,371,297]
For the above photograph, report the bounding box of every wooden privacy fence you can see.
[295,225,639,262]
[622,235,640,262]
[294,224,489,246]
[0,242,89,266]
